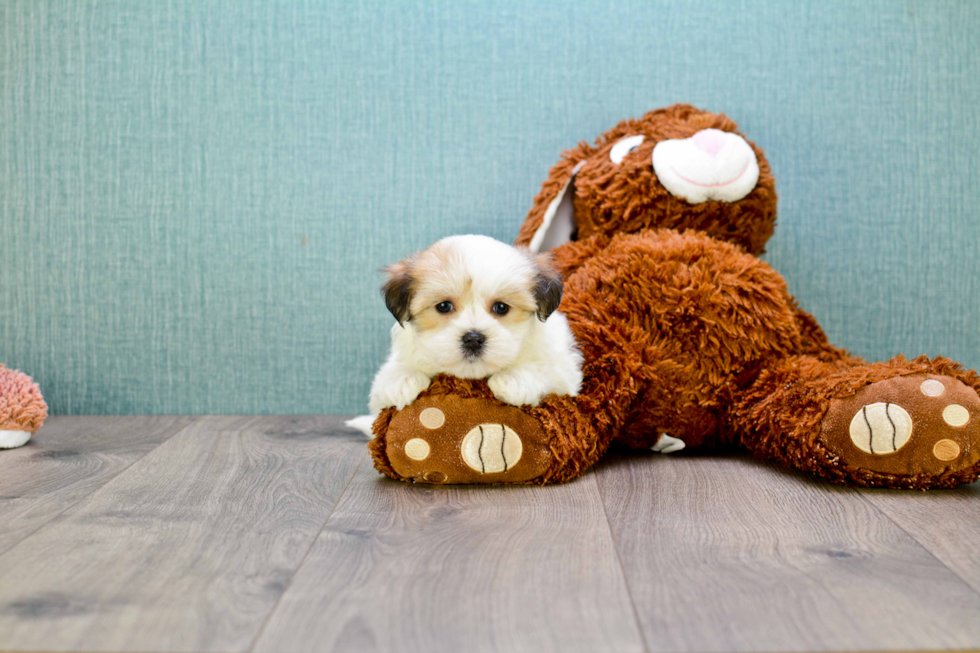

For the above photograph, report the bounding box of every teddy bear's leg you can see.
[733,354,980,488]
[369,370,632,485]
[368,248,652,486]
[552,229,813,453]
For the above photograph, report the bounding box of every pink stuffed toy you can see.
[0,364,48,449]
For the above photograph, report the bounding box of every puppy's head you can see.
[381,235,563,379]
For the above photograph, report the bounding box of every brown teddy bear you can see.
[368,104,980,489]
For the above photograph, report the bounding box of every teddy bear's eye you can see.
[610,135,645,164]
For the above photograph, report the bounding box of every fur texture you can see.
[515,104,777,256]
[369,105,980,489]
[350,235,583,434]
[0,365,47,445]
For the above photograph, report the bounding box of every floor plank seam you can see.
[0,417,196,560]
[854,491,980,603]
[592,467,652,653]
[245,447,368,653]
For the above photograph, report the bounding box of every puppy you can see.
[346,235,583,436]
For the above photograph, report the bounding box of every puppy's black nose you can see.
[461,331,486,354]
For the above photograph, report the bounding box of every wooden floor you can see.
[1,417,979,652]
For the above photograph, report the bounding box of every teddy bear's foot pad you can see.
[385,396,553,484]
[821,374,980,477]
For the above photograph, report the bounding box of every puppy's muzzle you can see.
[460,331,486,357]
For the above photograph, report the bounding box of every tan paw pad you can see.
[404,438,430,460]
[419,407,445,429]
[942,404,970,427]
[920,379,946,397]
[933,439,961,461]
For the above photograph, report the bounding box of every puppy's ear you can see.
[381,258,415,325]
[532,254,564,321]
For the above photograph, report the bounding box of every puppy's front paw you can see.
[372,371,432,411]
[488,372,547,407]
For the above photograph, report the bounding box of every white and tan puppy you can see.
[347,235,583,436]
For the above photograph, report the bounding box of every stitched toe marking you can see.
[848,402,913,455]
[460,424,522,473]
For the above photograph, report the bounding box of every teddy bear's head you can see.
[515,104,777,255]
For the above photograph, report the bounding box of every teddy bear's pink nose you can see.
[690,129,727,157]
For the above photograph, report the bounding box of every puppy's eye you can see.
[610,135,645,164]
[435,301,454,314]
[492,302,510,316]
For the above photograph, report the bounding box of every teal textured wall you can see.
[2,0,978,415]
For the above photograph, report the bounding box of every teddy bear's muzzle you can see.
[652,128,760,204]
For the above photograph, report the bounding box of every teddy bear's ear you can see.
[528,161,584,253]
